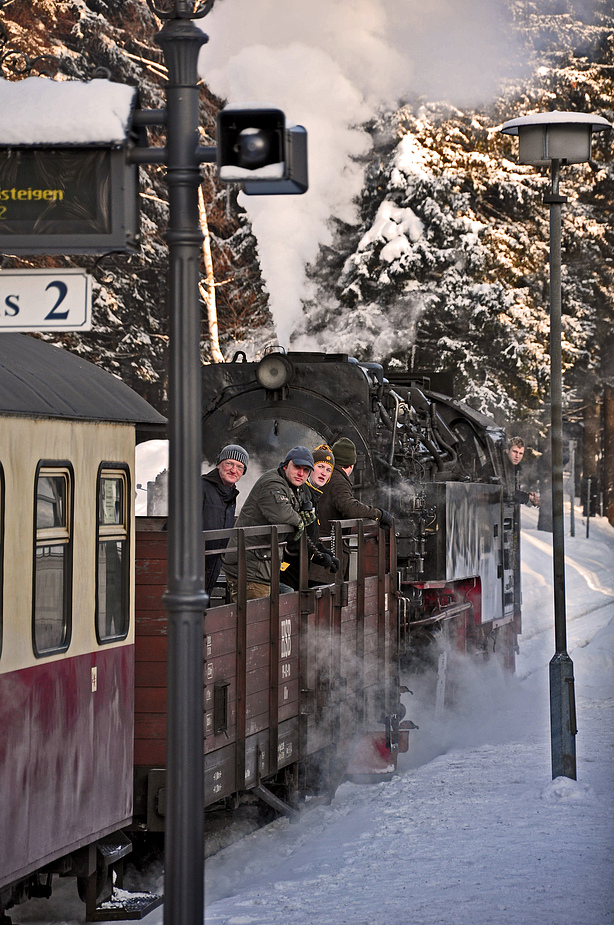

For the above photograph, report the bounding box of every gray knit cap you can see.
[216,444,249,472]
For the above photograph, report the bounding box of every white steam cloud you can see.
[201,0,521,348]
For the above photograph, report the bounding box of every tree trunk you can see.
[582,396,602,516]
[604,387,614,527]
[198,184,225,364]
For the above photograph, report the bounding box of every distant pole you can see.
[545,159,577,780]
[569,440,575,537]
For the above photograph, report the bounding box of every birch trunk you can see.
[198,183,225,363]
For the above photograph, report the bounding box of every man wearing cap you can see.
[222,446,316,601]
[281,444,341,589]
[315,437,393,580]
[202,444,249,599]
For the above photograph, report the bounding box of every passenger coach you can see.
[0,334,164,921]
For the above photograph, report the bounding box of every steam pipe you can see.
[430,407,458,466]
[389,390,401,466]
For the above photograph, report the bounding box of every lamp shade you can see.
[500,111,611,166]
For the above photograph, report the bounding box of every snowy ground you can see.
[11,503,614,925]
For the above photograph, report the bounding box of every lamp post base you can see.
[549,652,577,780]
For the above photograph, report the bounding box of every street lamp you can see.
[500,111,611,780]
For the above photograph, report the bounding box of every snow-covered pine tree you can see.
[297,0,614,429]
[0,0,272,412]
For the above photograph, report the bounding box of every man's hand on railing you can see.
[378,509,394,529]
[312,549,340,573]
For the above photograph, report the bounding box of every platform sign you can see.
[0,269,92,331]
[0,148,140,255]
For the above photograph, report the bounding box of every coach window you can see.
[96,467,129,642]
[33,465,73,655]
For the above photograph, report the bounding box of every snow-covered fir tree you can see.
[0,0,273,411]
[296,0,614,429]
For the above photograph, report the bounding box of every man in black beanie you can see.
[202,444,249,599]
[315,437,393,580]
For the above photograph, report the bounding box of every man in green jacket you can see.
[222,445,315,601]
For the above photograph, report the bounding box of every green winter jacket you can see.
[222,466,304,584]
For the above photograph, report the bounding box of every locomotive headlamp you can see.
[256,353,294,390]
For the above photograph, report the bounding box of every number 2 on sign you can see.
[45,281,69,320]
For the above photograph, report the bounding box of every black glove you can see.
[378,509,394,530]
[311,550,340,573]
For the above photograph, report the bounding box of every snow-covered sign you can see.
[0,78,140,255]
[0,78,138,146]
[0,269,92,331]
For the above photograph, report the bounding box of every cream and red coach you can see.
[0,334,164,921]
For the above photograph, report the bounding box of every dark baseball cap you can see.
[282,446,314,469]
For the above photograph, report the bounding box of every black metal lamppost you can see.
[500,111,611,780]
[134,3,307,923]
[134,5,214,923]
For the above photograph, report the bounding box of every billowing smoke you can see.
[201,0,522,348]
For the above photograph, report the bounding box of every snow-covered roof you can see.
[0,78,138,145]
[0,334,166,426]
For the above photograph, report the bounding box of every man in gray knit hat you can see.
[202,444,249,599]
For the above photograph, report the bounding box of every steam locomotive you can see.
[199,349,521,672]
